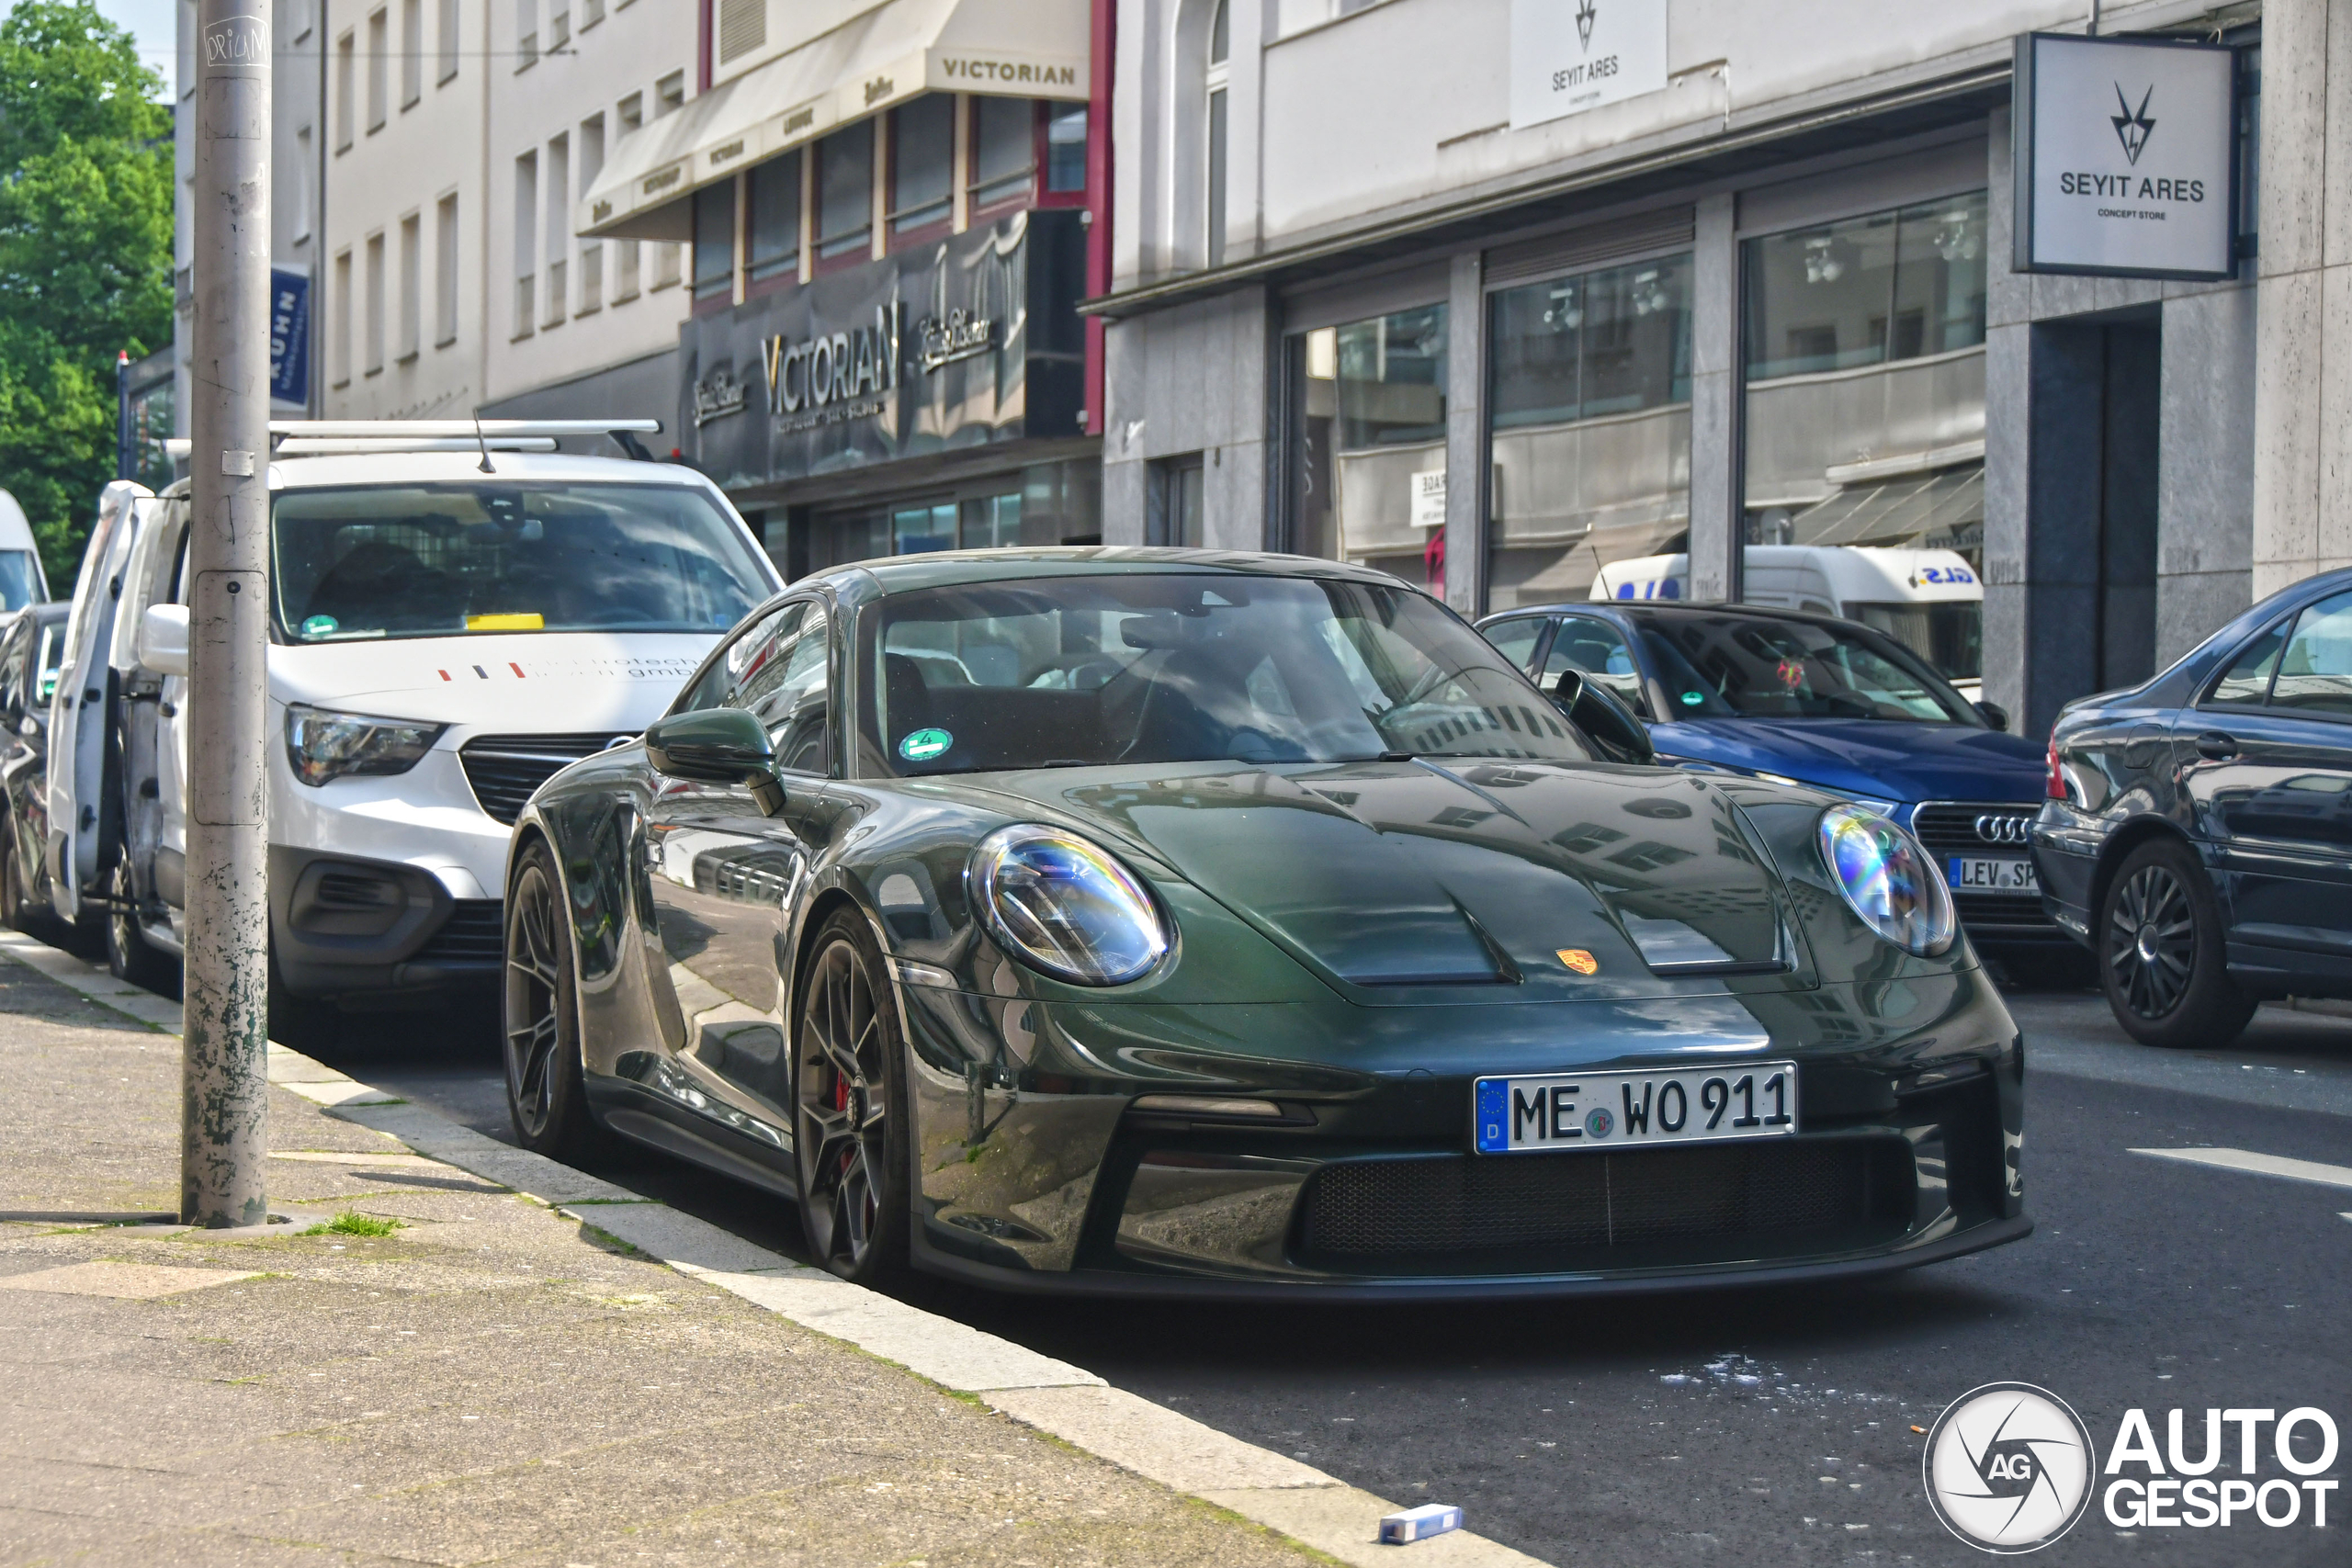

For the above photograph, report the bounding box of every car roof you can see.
[158,450,729,495]
[1482,600,1856,631]
[803,547,1413,598]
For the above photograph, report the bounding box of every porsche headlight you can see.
[285,704,447,787]
[1817,803,1955,956]
[967,825,1170,986]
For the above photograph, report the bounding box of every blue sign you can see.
[268,267,310,403]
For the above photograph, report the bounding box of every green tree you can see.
[0,1,172,589]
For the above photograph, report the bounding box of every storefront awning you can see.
[578,0,1088,242]
[1790,465,1984,552]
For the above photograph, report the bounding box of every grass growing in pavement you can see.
[309,1212,404,1237]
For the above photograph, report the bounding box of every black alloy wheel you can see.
[503,839,602,1156]
[793,909,911,1285]
[0,817,23,931]
[105,857,179,996]
[2098,838,2255,1049]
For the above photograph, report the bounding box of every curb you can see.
[0,932,1550,1568]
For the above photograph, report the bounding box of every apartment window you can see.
[516,0,537,68]
[888,96,954,243]
[397,212,421,358]
[656,71,684,117]
[437,0,458,82]
[331,247,352,387]
[364,231,386,374]
[545,133,569,324]
[334,31,355,149]
[549,6,568,50]
[1205,0,1228,266]
[435,192,459,344]
[293,126,312,241]
[514,151,537,337]
[1046,106,1087,195]
[745,151,799,284]
[579,114,605,311]
[616,96,644,299]
[581,0,602,27]
[289,0,312,42]
[366,7,388,131]
[692,180,734,302]
[400,0,421,106]
[815,121,874,264]
[617,90,642,136]
[968,96,1032,212]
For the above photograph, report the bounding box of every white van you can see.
[0,491,51,610]
[53,428,781,1007]
[1589,544,1984,698]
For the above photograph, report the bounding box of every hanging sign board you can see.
[1509,0,1668,130]
[2012,32,2237,280]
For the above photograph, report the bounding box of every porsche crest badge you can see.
[1556,948,1600,975]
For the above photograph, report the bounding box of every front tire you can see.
[105,857,179,997]
[2099,839,2254,1049]
[792,909,912,1286]
[503,839,604,1157]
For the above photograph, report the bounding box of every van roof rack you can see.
[272,437,560,455]
[157,420,665,466]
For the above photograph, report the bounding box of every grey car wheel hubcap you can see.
[797,940,887,1271]
[2109,863,2194,1020]
[503,862,563,1137]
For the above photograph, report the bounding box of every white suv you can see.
[52,428,780,1010]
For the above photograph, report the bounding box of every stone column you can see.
[1687,193,1740,604]
[1442,252,1484,614]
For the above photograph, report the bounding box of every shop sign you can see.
[1509,0,1668,130]
[761,303,903,432]
[1411,468,1447,530]
[917,308,995,373]
[692,363,747,426]
[2012,32,2236,280]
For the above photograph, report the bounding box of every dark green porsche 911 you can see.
[503,548,2028,1296]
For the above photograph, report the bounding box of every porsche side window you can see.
[677,603,798,713]
[2267,592,2352,719]
[746,604,831,774]
[2205,619,2287,707]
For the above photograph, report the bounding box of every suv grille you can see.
[413,899,503,964]
[1295,1139,1910,1274]
[459,732,632,825]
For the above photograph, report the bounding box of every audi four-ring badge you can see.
[501,548,2029,1296]
[1975,813,2032,844]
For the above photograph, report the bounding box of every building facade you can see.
[1097,0,2290,740]
[578,0,1113,563]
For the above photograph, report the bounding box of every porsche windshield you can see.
[1624,608,1979,724]
[270,483,770,643]
[865,573,1591,774]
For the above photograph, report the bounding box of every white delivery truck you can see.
[1589,544,1985,699]
[0,491,51,610]
[51,423,781,1010]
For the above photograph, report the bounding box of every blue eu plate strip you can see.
[1475,1077,1508,1154]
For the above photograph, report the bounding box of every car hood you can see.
[263,632,720,731]
[1649,717,2047,805]
[980,759,1806,1003]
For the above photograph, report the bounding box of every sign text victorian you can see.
[762,303,903,418]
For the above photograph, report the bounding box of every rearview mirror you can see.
[644,707,785,814]
[1549,670,1656,767]
[138,604,190,678]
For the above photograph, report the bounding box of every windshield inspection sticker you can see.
[300,615,337,637]
[899,728,952,761]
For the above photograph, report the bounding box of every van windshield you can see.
[1847,600,1983,683]
[270,483,771,644]
[864,572,1592,775]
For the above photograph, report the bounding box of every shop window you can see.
[1148,455,1206,547]
[745,152,800,285]
[1284,305,1446,583]
[1045,106,1087,195]
[969,96,1034,214]
[889,96,955,244]
[963,493,1021,548]
[1741,191,1988,671]
[816,121,875,265]
[1484,254,1690,612]
[893,502,957,555]
[691,179,735,303]
[1205,0,1228,265]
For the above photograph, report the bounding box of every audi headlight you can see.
[967,825,1170,986]
[285,704,447,787]
[1817,803,1955,956]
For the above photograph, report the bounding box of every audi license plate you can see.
[1948,855,2037,892]
[1474,1064,1798,1155]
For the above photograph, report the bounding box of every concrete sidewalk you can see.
[0,954,1333,1567]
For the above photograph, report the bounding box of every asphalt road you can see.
[303,979,2352,1568]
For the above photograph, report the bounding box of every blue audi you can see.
[1477,600,2060,951]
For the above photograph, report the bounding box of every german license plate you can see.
[1948,855,2037,892]
[1473,1063,1799,1155]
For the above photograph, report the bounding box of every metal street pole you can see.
[115,350,131,481]
[183,0,272,1228]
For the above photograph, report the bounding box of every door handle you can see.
[2194,731,2239,761]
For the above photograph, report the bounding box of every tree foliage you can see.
[0,2,172,588]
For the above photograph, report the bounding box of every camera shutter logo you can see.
[1923,1382,2095,1552]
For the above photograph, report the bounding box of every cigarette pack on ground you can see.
[1379,1503,1464,1544]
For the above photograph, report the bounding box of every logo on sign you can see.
[1574,0,1596,49]
[1923,1382,2096,1552]
[2111,83,2156,165]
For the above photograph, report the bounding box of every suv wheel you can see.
[2098,838,2254,1048]
[106,858,180,997]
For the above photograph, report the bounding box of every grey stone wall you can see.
[1101,288,1276,549]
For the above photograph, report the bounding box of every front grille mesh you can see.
[413,899,504,964]
[458,732,631,825]
[1299,1141,1891,1261]
[1911,803,2035,854]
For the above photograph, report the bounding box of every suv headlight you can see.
[285,704,447,787]
[967,824,1170,986]
[1817,803,1955,956]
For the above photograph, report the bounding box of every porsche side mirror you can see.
[1974,700,2009,732]
[138,604,190,679]
[1551,670,1655,767]
[644,708,786,814]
